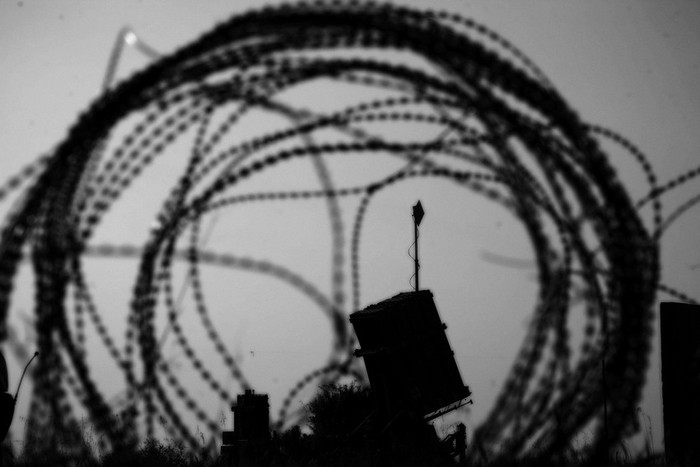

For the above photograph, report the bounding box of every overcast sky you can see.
[1,0,699,454]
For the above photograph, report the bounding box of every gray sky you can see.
[1,0,699,454]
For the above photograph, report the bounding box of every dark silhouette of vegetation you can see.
[268,384,667,466]
[1,392,667,467]
[4,437,212,467]
[269,382,455,466]
[307,383,374,439]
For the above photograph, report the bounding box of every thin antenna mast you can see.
[412,201,425,292]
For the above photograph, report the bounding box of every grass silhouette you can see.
[2,385,667,466]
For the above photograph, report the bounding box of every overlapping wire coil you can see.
[1,1,698,463]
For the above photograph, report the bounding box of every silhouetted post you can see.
[1,351,11,467]
[660,302,700,467]
[412,201,424,292]
[455,423,467,465]
[602,356,609,466]
[602,303,609,466]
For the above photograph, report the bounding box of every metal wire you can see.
[0,1,696,463]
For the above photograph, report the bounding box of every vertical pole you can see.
[414,218,419,292]
[602,302,609,467]
[602,356,609,466]
[412,201,424,292]
[456,423,467,465]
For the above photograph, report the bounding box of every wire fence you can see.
[0,2,698,463]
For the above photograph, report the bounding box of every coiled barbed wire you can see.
[0,1,697,463]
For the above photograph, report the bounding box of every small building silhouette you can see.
[221,389,270,467]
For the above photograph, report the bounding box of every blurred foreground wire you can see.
[0,1,698,463]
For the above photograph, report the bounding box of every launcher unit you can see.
[350,290,471,424]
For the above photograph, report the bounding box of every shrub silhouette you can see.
[270,383,456,466]
[307,383,374,439]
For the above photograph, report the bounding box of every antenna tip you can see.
[34,351,39,357]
